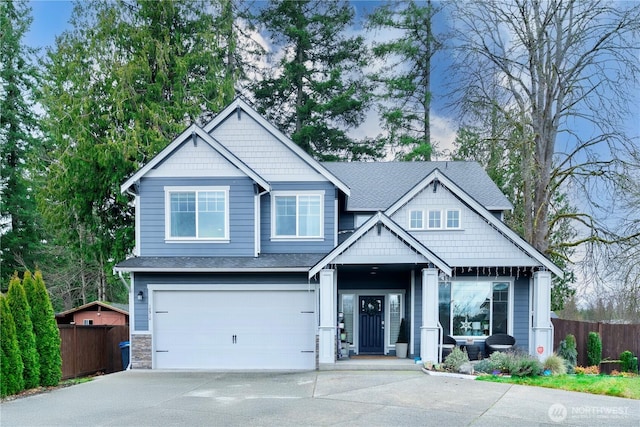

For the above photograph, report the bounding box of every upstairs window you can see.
[428,210,441,229]
[272,192,323,238]
[409,210,423,229]
[165,187,229,240]
[446,210,461,229]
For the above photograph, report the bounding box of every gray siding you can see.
[132,272,316,331]
[513,277,530,351]
[260,182,337,254]
[139,176,255,256]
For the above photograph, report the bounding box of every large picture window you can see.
[165,187,228,240]
[438,281,510,337]
[272,193,323,238]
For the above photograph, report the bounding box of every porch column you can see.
[532,270,553,361]
[319,269,336,365]
[421,267,439,363]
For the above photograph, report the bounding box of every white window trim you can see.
[439,278,514,340]
[445,209,462,229]
[270,190,325,240]
[338,289,406,355]
[427,209,442,229]
[408,210,424,230]
[164,186,230,242]
[421,209,462,230]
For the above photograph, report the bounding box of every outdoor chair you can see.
[484,333,516,357]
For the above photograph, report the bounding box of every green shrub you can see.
[557,334,577,374]
[587,332,602,367]
[444,347,469,372]
[620,351,638,374]
[474,358,493,374]
[543,353,567,375]
[488,351,516,374]
[1,294,25,397]
[7,274,41,389]
[24,271,62,387]
[511,356,543,377]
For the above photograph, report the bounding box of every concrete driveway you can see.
[1,370,638,426]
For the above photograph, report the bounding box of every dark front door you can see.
[359,296,385,354]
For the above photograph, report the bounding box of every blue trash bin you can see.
[119,341,130,370]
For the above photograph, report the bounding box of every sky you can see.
[25,1,74,49]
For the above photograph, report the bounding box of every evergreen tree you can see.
[6,274,40,389]
[24,270,61,387]
[367,0,443,160]
[37,0,243,306]
[252,0,381,160]
[0,294,25,396]
[0,0,42,283]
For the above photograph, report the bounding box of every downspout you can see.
[254,186,269,257]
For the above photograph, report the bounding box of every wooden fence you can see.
[59,325,129,380]
[551,318,640,371]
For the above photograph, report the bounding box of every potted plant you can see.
[396,318,408,358]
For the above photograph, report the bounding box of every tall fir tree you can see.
[37,0,244,306]
[6,274,40,389]
[23,270,61,387]
[252,0,381,160]
[0,293,25,396]
[367,0,443,161]
[0,0,42,283]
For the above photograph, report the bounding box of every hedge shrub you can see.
[587,332,602,367]
[24,271,62,387]
[7,274,41,389]
[1,294,25,397]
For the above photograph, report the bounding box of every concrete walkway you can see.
[1,370,638,426]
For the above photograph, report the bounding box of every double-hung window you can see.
[272,192,323,238]
[165,186,229,240]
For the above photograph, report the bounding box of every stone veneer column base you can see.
[131,334,152,369]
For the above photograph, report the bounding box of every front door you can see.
[359,296,385,353]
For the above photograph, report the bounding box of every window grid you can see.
[168,189,227,240]
[409,210,423,229]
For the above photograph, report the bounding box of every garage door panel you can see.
[153,289,316,370]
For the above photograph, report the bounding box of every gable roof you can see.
[321,161,512,212]
[386,168,563,277]
[309,212,452,278]
[121,124,270,194]
[56,301,129,317]
[203,98,350,195]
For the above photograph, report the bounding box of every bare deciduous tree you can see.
[450,0,640,266]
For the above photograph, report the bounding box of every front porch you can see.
[321,355,423,371]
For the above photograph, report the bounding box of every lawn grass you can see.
[477,374,640,399]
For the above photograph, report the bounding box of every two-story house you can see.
[115,98,562,370]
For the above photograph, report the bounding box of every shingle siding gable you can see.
[210,113,328,182]
[392,184,538,268]
[147,137,245,178]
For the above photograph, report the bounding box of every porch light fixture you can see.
[137,290,144,301]
[433,178,439,193]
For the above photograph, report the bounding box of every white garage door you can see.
[152,289,316,370]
